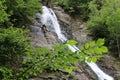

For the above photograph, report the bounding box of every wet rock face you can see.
[53,6,120,80]
[53,6,91,45]
[29,16,58,48]
[52,6,97,80]
[53,6,73,40]
[97,55,120,80]
[41,0,54,7]
[28,6,97,80]
[29,6,120,80]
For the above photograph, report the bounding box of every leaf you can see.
[84,50,90,54]
[79,52,86,58]
[91,57,97,62]
[68,56,75,63]
[85,43,89,49]
[88,48,94,54]
[33,72,37,76]
[101,46,108,53]
[66,40,78,45]
[86,57,92,63]
[94,47,102,54]
[89,41,95,47]
[29,71,33,75]
[96,38,105,46]
[25,75,29,79]
[65,66,77,73]
[22,60,26,64]
[80,46,85,51]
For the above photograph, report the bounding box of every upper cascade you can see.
[39,6,114,80]
[40,6,67,42]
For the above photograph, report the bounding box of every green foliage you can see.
[66,40,78,46]
[13,39,107,79]
[87,0,120,56]
[0,27,29,65]
[16,44,75,79]
[0,39,107,80]
[80,39,107,62]
[0,0,9,23]
[0,0,42,27]
[56,0,92,20]
[0,66,13,80]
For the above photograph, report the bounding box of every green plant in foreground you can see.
[87,0,120,57]
[79,38,108,62]
[0,38,108,80]
[14,38,108,80]
[0,66,13,80]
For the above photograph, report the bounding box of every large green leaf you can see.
[66,40,78,45]
[96,38,105,46]
[80,46,85,51]
[101,46,108,53]
[85,43,89,49]
[94,47,102,54]
[91,56,97,62]
[88,48,95,54]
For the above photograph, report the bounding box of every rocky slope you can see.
[29,6,120,80]
[53,6,120,80]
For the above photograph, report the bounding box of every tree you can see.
[0,0,9,23]
[0,0,42,27]
[0,27,29,65]
[87,0,120,57]
[56,0,92,20]
[106,8,120,57]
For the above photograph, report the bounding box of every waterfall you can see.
[40,6,114,80]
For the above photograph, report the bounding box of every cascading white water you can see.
[41,6,67,42]
[40,6,114,80]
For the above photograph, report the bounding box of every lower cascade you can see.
[39,6,114,80]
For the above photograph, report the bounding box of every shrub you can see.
[0,66,13,80]
[87,0,120,57]
[16,39,107,79]
[56,0,92,20]
[0,0,9,23]
[0,0,42,27]
[0,39,107,80]
[0,27,29,65]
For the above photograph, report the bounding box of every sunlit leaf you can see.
[93,47,100,54]
[87,57,92,63]
[89,41,95,47]
[96,38,105,46]
[85,43,89,49]
[91,57,97,62]
[80,46,85,51]
[88,48,94,54]
[66,40,78,45]
[101,46,108,53]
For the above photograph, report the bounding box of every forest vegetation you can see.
[0,0,120,79]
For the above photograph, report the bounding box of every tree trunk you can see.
[116,36,120,58]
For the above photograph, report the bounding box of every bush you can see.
[56,0,92,20]
[16,39,107,79]
[87,0,120,57]
[0,66,13,80]
[0,39,107,80]
[0,0,42,27]
[0,27,29,65]
[0,0,9,23]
